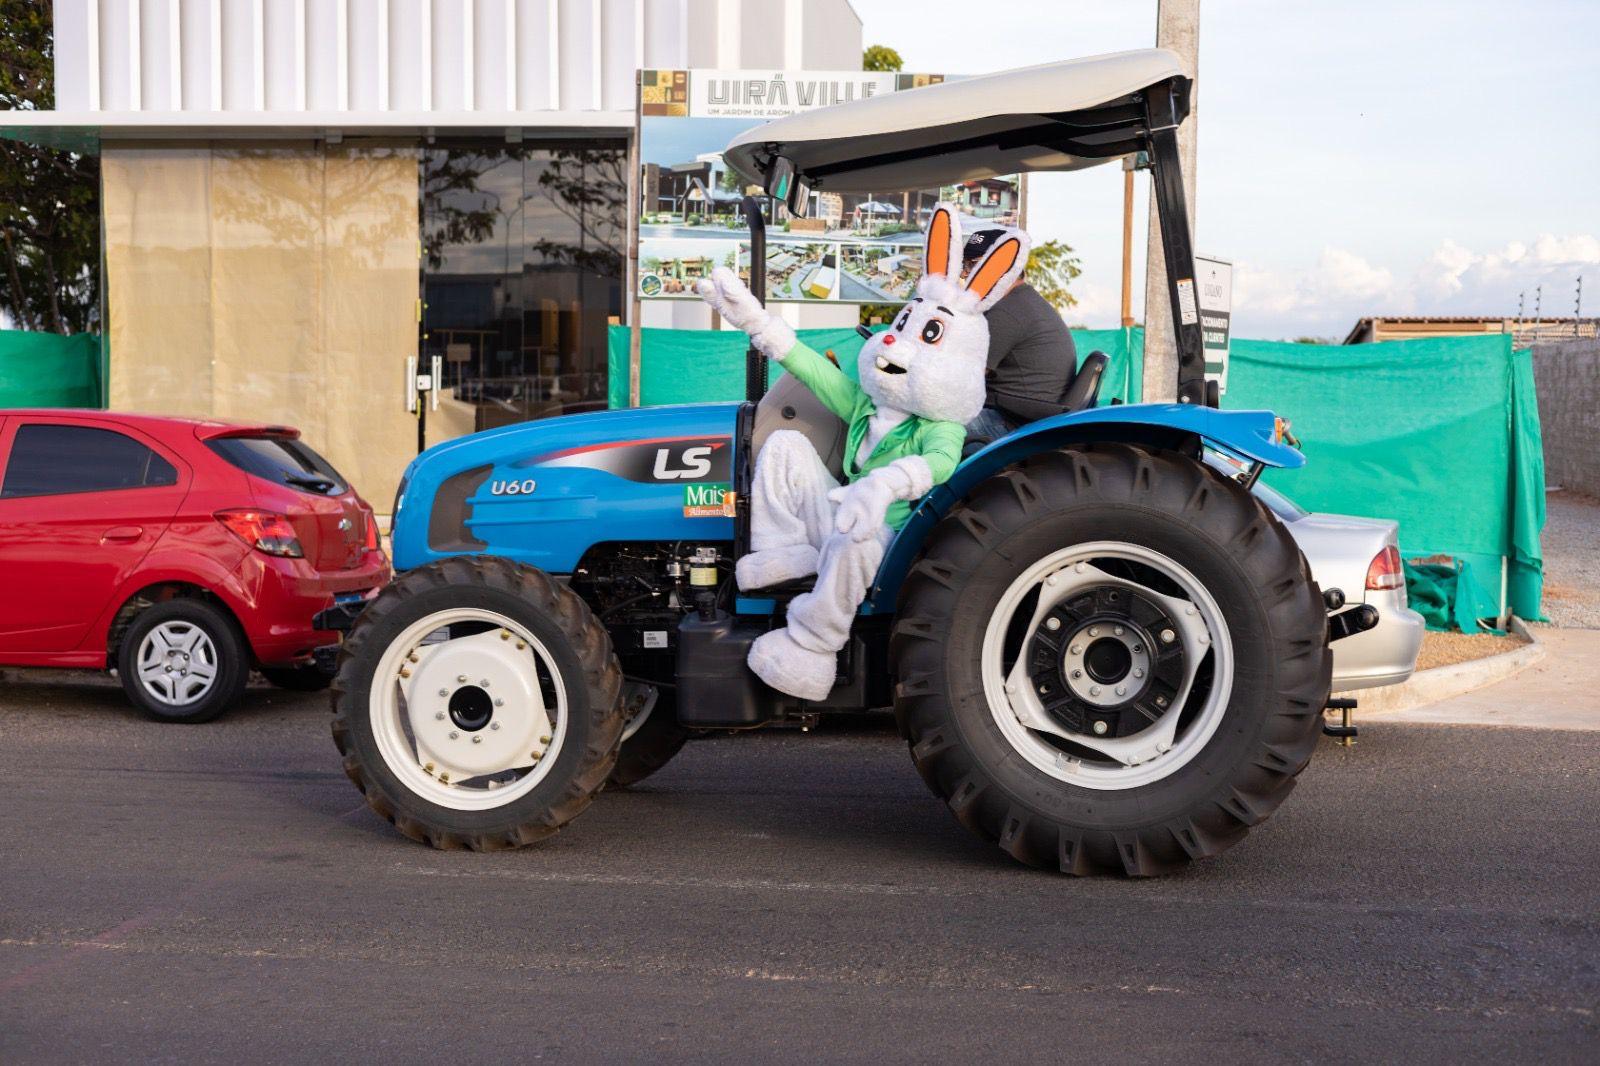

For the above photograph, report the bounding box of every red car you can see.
[0,410,390,722]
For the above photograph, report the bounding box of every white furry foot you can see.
[748,628,836,702]
[735,544,819,591]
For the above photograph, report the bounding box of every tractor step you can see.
[1323,697,1358,745]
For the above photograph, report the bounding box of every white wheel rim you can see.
[980,541,1234,791]
[137,621,220,706]
[369,607,569,811]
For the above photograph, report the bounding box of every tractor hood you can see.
[390,403,742,573]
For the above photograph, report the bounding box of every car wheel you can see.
[118,599,250,724]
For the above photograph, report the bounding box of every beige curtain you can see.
[103,142,419,510]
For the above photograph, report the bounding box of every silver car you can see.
[1207,453,1426,690]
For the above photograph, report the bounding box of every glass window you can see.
[1,424,178,498]
[421,140,625,431]
[207,436,348,496]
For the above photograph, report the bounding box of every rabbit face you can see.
[856,202,1032,427]
[858,286,990,425]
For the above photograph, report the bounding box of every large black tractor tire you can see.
[891,444,1331,876]
[331,556,624,850]
[607,693,693,788]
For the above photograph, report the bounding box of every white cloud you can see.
[1228,234,1600,339]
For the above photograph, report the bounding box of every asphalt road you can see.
[2,674,1597,1063]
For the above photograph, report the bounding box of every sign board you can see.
[1195,255,1233,394]
[637,69,1021,305]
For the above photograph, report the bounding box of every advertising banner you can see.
[637,68,1024,306]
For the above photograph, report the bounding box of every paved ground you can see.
[1540,490,1600,629]
[2,678,1597,1063]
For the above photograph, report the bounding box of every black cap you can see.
[961,228,1008,263]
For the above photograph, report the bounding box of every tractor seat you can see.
[962,350,1109,457]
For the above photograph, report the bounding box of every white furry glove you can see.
[827,457,934,541]
[694,267,797,361]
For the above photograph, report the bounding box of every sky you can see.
[851,0,1600,339]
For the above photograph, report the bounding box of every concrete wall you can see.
[1530,338,1600,496]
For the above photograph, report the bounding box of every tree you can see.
[0,1,100,333]
[862,45,903,72]
[1027,239,1083,313]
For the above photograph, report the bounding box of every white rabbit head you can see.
[857,203,1031,425]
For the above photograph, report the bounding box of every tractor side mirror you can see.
[764,155,797,203]
[786,175,810,218]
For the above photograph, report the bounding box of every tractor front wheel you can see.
[891,444,1330,875]
[331,556,624,850]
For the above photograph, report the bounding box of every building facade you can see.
[5,0,863,506]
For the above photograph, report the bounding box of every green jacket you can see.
[779,340,966,530]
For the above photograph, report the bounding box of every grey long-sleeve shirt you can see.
[983,281,1077,424]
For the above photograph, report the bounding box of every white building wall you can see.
[51,0,863,123]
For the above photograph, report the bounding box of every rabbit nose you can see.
[881,334,896,345]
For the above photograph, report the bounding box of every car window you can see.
[207,436,348,496]
[1,424,179,499]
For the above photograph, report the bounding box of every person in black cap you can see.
[960,226,1077,443]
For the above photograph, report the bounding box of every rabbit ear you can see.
[923,202,963,287]
[964,229,1031,312]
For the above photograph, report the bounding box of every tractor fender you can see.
[863,403,1303,613]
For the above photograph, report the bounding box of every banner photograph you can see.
[637,68,1024,304]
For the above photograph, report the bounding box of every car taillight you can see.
[216,509,304,558]
[1365,545,1404,591]
[360,504,380,552]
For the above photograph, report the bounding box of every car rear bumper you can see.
[235,550,390,665]
[1331,590,1426,691]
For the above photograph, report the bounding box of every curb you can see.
[1332,616,1546,716]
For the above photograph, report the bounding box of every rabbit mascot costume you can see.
[695,204,1031,701]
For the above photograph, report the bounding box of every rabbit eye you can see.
[920,319,945,345]
[896,308,912,331]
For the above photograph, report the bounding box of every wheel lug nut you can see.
[435,712,445,720]
[490,722,500,730]
[1092,720,1108,735]
[1134,669,1145,678]
[1045,617,1061,631]
[457,674,467,682]
[472,736,482,744]
[1160,629,1176,643]
[1115,685,1126,697]
[1132,644,1143,653]
[449,731,459,740]
[494,698,504,707]
[1090,685,1101,696]
[1071,669,1083,679]
[438,688,449,697]
[479,679,490,687]
[1113,626,1124,636]
[1069,644,1082,655]
[1088,626,1100,637]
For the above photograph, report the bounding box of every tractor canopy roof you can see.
[723,49,1191,194]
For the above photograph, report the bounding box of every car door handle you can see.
[101,526,144,543]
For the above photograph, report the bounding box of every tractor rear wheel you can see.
[331,556,624,850]
[891,444,1330,875]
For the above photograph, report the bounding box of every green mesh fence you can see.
[608,325,1543,623]
[0,330,102,408]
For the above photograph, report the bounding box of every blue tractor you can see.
[330,51,1337,874]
